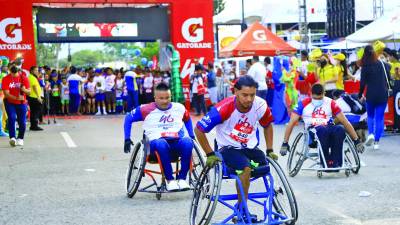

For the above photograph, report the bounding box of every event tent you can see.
[321,40,368,50]
[219,21,296,58]
[346,10,400,43]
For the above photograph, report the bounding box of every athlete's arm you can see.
[195,127,213,154]
[124,106,143,140]
[335,112,358,140]
[263,124,273,149]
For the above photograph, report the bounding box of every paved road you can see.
[0,116,399,225]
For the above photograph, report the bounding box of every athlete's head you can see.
[311,83,325,107]
[154,82,171,109]
[234,75,258,110]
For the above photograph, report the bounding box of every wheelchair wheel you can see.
[267,157,298,224]
[190,141,206,187]
[343,135,361,174]
[287,132,307,177]
[189,163,223,225]
[126,142,147,198]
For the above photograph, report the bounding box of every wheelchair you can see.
[125,134,205,200]
[287,126,361,178]
[190,149,298,225]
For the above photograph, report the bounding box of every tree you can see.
[213,0,225,15]
[36,43,62,67]
[69,49,107,68]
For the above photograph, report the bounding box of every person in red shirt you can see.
[2,63,30,147]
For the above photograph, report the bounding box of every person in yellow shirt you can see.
[0,59,9,136]
[27,66,44,131]
[387,50,400,80]
[317,54,338,98]
[333,53,351,96]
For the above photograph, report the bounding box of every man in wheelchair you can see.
[280,83,364,169]
[124,83,195,191]
[195,76,278,222]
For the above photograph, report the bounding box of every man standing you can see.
[207,62,218,105]
[248,56,268,101]
[67,66,83,114]
[27,66,43,131]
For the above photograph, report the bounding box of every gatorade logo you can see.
[182,18,203,43]
[0,17,22,44]
[253,30,267,41]
[177,18,211,49]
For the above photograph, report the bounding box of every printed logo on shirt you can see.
[9,82,21,89]
[159,114,174,123]
[229,116,254,145]
[311,107,328,126]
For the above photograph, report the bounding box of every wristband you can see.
[206,152,215,157]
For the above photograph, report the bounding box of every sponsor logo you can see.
[251,30,272,44]
[0,17,32,50]
[177,18,212,49]
[159,114,174,123]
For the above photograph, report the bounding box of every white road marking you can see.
[60,132,77,148]
[84,169,96,172]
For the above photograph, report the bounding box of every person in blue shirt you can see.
[124,82,195,191]
[207,62,218,105]
[124,70,139,111]
[67,66,83,114]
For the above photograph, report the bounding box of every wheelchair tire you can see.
[126,142,147,198]
[189,163,223,225]
[190,141,207,188]
[267,157,298,224]
[287,132,306,177]
[343,135,361,174]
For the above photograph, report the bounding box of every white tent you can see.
[321,40,368,50]
[346,10,400,43]
[286,40,316,50]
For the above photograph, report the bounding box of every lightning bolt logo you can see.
[189,23,201,37]
[5,23,18,39]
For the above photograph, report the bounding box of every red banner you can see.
[0,0,36,69]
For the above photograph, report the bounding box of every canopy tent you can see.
[219,21,297,58]
[321,40,368,50]
[346,10,400,43]
[286,40,316,50]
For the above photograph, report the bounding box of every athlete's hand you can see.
[280,142,290,156]
[353,139,364,154]
[124,139,133,153]
[267,149,279,160]
[206,152,221,168]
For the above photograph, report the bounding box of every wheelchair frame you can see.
[190,154,298,225]
[125,135,205,200]
[287,126,361,178]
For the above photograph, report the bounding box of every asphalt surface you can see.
[0,115,400,225]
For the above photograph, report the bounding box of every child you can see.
[115,72,125,114]
[49,72,61,116]
[84,75,96,114]
[60,77,70,115]
[93,69,106,115]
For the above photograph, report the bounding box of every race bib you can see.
[161,132,179,138]
[145,89,152,93]
[229,122,253,144]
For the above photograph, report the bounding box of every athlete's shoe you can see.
[16,139,24,146]
[9,138,16,147]
[364,134,375,147]
[177,179,190,191]
[373,142,380,150]
[166,180,179,192]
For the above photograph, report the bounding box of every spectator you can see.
[115,71,125,114]
[60,76,70,115]
[49,72,62,116]
[94,69,106,115]
[190,65,207,116]
[27,66,43,131]
[84,74,96,114]
[104,67,116,114]
[207,62,217,105]
[0,61,8,136]
[67,66,83,115]
[248,56,268,102]
[359,45,392,150]
[2,63,30,146]
[124,70,139,111]
[143,68,154,104]
[264,57,274,106]
[317,54,338,98]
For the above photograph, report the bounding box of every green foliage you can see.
[104,42,160,67]
[36,43,61,67]
[213,0,225,15]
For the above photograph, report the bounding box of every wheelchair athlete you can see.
[195,75,278,222]
[124,83,195,191]
[280,83,364,168]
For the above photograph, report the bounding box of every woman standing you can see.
[317,54,338,98]
[2,63,30,147]
[359,45,392,150]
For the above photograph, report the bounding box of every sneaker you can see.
[373,142,380,150]
[9,138,16,147]
[166,180,179,192]
[30,127,44,131]
[365,134,375,147]
[16,139,24,146]
[177,179,190,191]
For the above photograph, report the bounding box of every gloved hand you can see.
[206,152,221,168]
[267,149,279,160]
[280,142,290,156]
[124,139,133,153]
[353,139,364,153]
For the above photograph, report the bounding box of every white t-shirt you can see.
[105,74,116,92]
[248,62,268,90]
[93,76,105,93]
